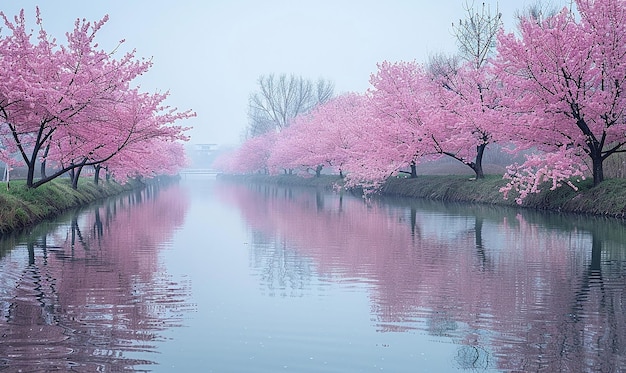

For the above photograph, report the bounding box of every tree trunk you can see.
[592,154,604,186]
[315,165,323,177]
[3,164,9,190]
[472,144,486,179]
[68,167,75,185]
[71,164,85,190]
[24,137,46,188]
[26,159,36,188]
[40,144,50,179]
[410,161,417,178]
[94,165,102,185]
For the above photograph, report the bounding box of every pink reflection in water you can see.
[0,184,192,372]
[217,181,626,372]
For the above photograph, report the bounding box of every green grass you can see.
[381,174,509,202]
[0,178,142,235]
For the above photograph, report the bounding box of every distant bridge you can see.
[179,169,219,178]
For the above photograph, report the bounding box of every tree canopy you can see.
[0,8,194,188]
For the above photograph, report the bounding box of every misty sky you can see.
[2,1,569,146]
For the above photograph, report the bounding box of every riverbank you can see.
[0,178,147,235]
[219,174,626,219]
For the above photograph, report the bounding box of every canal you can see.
[0,178,625,372]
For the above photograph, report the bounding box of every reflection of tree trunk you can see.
[71,216,89,251]
[94,207,104,239]
[134,188,143,204]
[410,207,421,239]
[403,206,424,242]
[71,217,77,249]
[474,217,488,270]
[576,233,604,307]
[41,235,49,265]
[563,232,612,369]
[456,343,491,370]
[27,242,35,266]
[338,194,343,213]
[590,233,602,273]
[316,191,324,211]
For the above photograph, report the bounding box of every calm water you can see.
[0,178,625,372]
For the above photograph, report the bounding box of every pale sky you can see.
[1,1,568,146]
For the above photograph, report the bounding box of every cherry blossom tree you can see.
[266,119,308,174]
[364,57,501,185]
[495,0,626,199]
[50,88,192,189]
[426,61,504,179]
[267,93,368,178]
[356,60,433,189]
[424,1,503,179]
[303,93,370,178]
[211,149,237,174]
[226,131,277,174]
[0,8,193,189]
[98,138,188,185]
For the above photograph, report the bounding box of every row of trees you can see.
[0,8,194,189]
[216,0,626,203]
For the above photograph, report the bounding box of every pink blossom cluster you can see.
[500,149,587,204]
[0,8,194,188]
[216,0,626,203]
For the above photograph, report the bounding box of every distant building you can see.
[194,143,218,155]
[188,143,219,168]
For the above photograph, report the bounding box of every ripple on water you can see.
[0,204,194,372]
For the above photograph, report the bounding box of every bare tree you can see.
[247,106,276,138]
[247,74,334,137]
[452,1,502,69]
[429,1,502,76]
[515,0,562,26]
[314,78,334,104]
[426,52,461,87]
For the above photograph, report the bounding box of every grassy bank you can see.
[0,179,144,235]
[220,174,626,219]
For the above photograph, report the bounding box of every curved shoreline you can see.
[218,174,626,220]
[0,178,157,235]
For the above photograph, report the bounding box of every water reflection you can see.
[217,181,626,372]
[0,183,192,372]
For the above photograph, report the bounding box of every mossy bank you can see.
[0,178,147,235]
[219,174,626,219]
